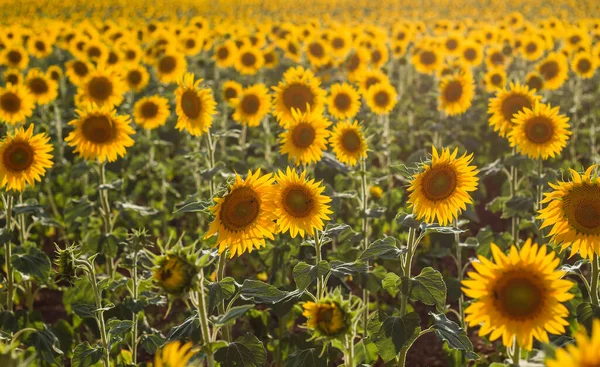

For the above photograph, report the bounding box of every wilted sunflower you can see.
[279,108,331,166]
[25,68,58,105]
[305,37,331,68]
[0,84,35,125]
[234,46,264,76]
[439,73,475,116]
[508,102,571,160]
[153,341,197,367]
[0,125,53,192]
[222,80,243,107]
[65,104,135,162]
[327,83,361,120]
[411,47,442,74]
[153,254,197,295]
[274,167,332,238]
[488,82,540,137]
[175,73,216,137]
[302,290,354,339]
[538,166,600,259]
[213,40,238,68]
[408,146,479,225]
[124,65,150,93]
[365,82,397,115]
[329,120,368,166]
[0,46,29,70]
[204,169,278,258]
[77,67,126,108]
[525,71,544,92]
[572,52,597,79]
[65,59,93,86]
[462,239,573,351]
[272,66,326,127]
[155,48,187,84]
[536,52,569,90]
[546,319,600,367]
[232,84,271,127]
[133,96,170,130]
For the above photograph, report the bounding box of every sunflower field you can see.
[2,0,600,366]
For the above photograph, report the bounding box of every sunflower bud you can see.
[54,244,78,286]
[301,290,354,340]
[153,254,197,295]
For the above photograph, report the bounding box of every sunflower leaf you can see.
[409,267,446,312]
[395,212,421,229]
[214,333,266,367]
[208,277,237,311]
[211,304,254,326]
[240,280,302,304]
[285,348,328,367]
[429,312,478,360]
[370,312,421,361]
[293,261,330,290]
[359,237,405,261]
[71,342,103,367]
[577,302,600,333]
[11,246,51,281]
[330,260,369,278]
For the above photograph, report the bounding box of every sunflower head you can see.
[369,185,384,200]
[0,124,53,192]
[4,69,22,86]
[365,82,397,115]
[483,68,506,93]
[231,84,271,127]
[0,84,34,125]
[329,120,368,166]
[525,71,544,92]
[279,108,331,166]
[546,319,600,367]
[133,95,170,130]
[408,146,479,225]
[439,72,475,116]
[536,52,569,90]
[572,51,597,79]
[272,66,326,127]
[155,48,187,84]
[302,288,355,340]
[222,80,243,107]
[175,73,217,137]
[153,254,198,295]
[327,83,361,120]
[25,68,58,105]
[488,82,540,137]
[462,239,573,351]
[77,67,126,108]
[124,65,150,93]
[153,341,197,367]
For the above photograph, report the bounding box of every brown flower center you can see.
[291,122,316,149]
[309,42,325,58]
[524,116,554,144]
[283,185,314,218]
[420,50,436,65]
[7,50,22,65]
[563,185,600,235]
[443,80,463,102]
[422,165,457,201]
[333,93,351,112]
[241,52,257,67]
[140,101,159,119]
[158,55,177,73]
[181,90,202,119]
[127,70,142,86]
[282,83,314,113]
[88,76,113,101]
[540,60,559,80]
[220,186,260,232]
[73,61,89,77]
[493,273,544,319]
[82,115,116,144]
[3,142,34,172]
[241,94,260,115]
[374,90,390,107]
[341,129,361,153]
[501,94,532,123]
[0,92,21,113]
[28,77,49,95]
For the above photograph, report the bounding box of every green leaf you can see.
[72,342,103,367]
[211,305,254,326]
[410,267,447,312]
[240,280,302,304]
[502,196,534,218]
[166,312,199,341]
[381,272,402,297]
[421,224,466,235]
[395,212,421,229]
[370,312,420,361]
[577,302,600,333]
[430,312,478,360]
[214,333,266,367]
[11,246,51,281]
[285,348,327,367]
[13,203,44,215]
[27,327,63,364]
[108,320,133,335]
[64,197,94,224]
[293,261,330,290]
[330,260,368,278]
[359,237,405,261]
[98,178,123,190]
[322,223,352,237]
[208,277,236,311]
[353,340,379,365]
[173,199,213,214]
[141,334,164,354]
[560,259,588,274]
[116,202,158,216]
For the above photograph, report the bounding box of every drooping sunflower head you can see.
[25,68,58,106]
[488,82,540,137]
[65,104,135,162]
[462,239,573,351]
[234,45,264,76]
[155,48,187,84]
[153,254,198,295]
[124,65,150,93]
[408,146,479,225]
[483,68,506,93]
[204,169,277,258]
[0,124,53,192]
[153,341,197,367]
[279,108,331,166]
[327,83,361,120]
[438,72,475,116]
[175,72,217,137]
[273,66,326,127]
[508,102,571,160]
[274,167,332,238]
[538,166,600,259]
[546,319,600,367]
[329,120,368,166]
[302,289,354,340]
[365,82,397,115]
[0,84,35,125]
[133,95,171,130]
[572,51,597,79]
[231,84,271,127]
[536,52,569,90]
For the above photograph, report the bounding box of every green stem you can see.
[400,228,417,316]
[263,115,272,166]
[131,250,139,365]
[53,103,64,162]
[206,130,216,197]
[4,195,14,312]
[454,219,465,330]
[344,334,355,367]
[99,163,114,277]
[360,158,370,333]
[536,158,543,212]
[591,254,599,306]
[315,231,324,299]
[216,252,232,342]
[512,340,521,366]
[146,129,154,165]
[196,271,215,367]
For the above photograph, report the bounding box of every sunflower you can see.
[4,69,22,86]
[77,68,126,108]
[153,341,197,367]
[563,28,590,53]
[538,166,600,259]
[84,40,108,63]
[27,36,52,59]
[508,102,571,160]
[302,289,354,339]
[329,120,367,166]
[328,30,351,60]
[274,167,332,238]
[281,38,302,63]
[234,45,264,75]
[46,65,63,83]
[439,73,475,116]
[462,239,573,351]
[536,52,569,90]
[369,42,389,69]
[411,47,442,74]
[484,68,507,93]
[0,46,29,70]
[460,40,483,67]
[408,146,479,225]
[345,47,370,82]
[272,66,326,127]
[488,82,540,137]
[357,69,388,95]
[546,319,600,367]
[0,124,53,192]
[175,73,216,137]
[65,104,135,162]
[525,71,544,92]
[520,35,545,61]
[222,80,243,107]
[204,169,277,258]
[305,37,331,68]
[279,108,331,166]
[263,46,279,69]
[572,51,597,79]
[0,84,35,125]
[232,84,271,127]
[179,29,204,57]
[155,48,187,84]
[25,68,58,105]
[65,59,93,86]
[124,65,150,93]
[391,41,408,60]
[153,254,197,295]
[485,46,509,69]
[443,34,462,56]
[133,96,170,130]
[365,82,397,115]
[327,83,360,121]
